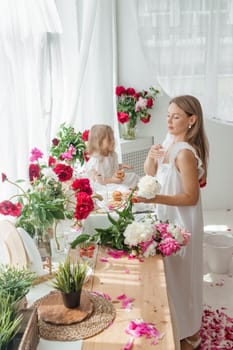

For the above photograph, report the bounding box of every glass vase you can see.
[121,122,137,140]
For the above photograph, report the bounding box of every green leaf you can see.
[70,234,91,249]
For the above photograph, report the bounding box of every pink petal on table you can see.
[100,257,108,262]
[117,294,127,300]
[123,337,134,350]
[107,249,126,259]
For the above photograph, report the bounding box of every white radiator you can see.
[120,137,154,177]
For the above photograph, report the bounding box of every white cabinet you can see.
[120,137,154,176]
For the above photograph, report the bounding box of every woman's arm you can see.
[138,149,200,206]
[144,144,164,175]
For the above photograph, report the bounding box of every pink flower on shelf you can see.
[135,97,148,112]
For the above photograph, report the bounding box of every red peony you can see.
[117,112,129,124]
[83,150,90,162]
[82,129,89,142]
[52,138,59,146]
[1,173,7,182]
[53,163,73,182]
[126,87,136,95]
[48,156,56,167]
[71,178,93,195]
[29,163,40,182]
[115,85,126,96]
[147,98,153,108]
[0,200,22,217]
[74,192,94,220]
[140,114,151,124]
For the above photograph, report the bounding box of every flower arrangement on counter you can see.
[116,85,160,128]
[0,123,95,240]
[71,187,191,258]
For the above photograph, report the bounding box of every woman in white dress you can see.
[84,124,139,194]
[137,95,209,350]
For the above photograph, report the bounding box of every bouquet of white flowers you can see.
[137,175,161,199]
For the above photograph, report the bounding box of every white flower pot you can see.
[205,234,233,274]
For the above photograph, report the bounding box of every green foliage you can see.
[0,294,22,350]
[50,123,86,166]
[0,265,36,303]
[71,189,135,250]
[52,257,88,293]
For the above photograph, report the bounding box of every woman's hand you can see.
[148,144,165,160]
[136,195,156,204]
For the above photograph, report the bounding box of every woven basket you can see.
[10,308,39,350]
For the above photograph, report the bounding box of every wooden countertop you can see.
[82,247,177,350]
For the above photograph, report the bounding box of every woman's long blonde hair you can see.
[87,124,115,157]
[169,95,209,178]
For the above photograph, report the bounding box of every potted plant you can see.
[52,257,88,308]
[0,265,36,308]
[0,265,36,350]
[0,293,23,350]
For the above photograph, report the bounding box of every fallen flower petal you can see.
[123,337,134,350]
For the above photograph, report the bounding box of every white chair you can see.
[0,220,44,275]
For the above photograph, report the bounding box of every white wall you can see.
[117,0,233,210]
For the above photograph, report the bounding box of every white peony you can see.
[123,221,154,246]
[137,175,161,199]
[168,223,184,244]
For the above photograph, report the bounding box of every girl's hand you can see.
[121,163,133,170]
[111,175,123,184]
[114,169,125,180]
[148,144,165,160]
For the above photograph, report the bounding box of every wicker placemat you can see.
[33,290,116,341]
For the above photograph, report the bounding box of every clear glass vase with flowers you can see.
[116,85,160,140]
[0,123,99,270]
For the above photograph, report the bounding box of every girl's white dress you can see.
[84,152,139,193]
[156,140,204,340]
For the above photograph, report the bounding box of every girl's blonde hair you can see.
[87,124,115,156]
[169,95,209,178]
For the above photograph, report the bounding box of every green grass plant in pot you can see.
[0,294,23,350]
[0,265,36,308]
[52,257,88,308]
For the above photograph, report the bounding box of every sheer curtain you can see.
[0,0,119,200]
[136,0,233,124]
[0,0,62,200]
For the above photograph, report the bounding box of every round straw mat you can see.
[33,290,116,341]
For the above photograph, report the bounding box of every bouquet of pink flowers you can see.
[123,218,190,258]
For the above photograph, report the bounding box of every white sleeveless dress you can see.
[84,152,139,192]
[156,141,204,340]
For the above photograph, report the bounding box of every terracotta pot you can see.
[62,290,81,308]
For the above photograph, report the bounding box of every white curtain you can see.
[136,0,233,124]
[0,0,62,200]
[69,0,118,132]
[0,0,119,200]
